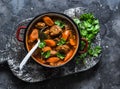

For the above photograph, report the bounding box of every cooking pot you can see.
[16,12,88,67]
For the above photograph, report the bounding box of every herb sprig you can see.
[74,13,101,64]
[57,52,65,59]
[41,50,51,58]
[55,20,65,28]
[38,41,46,48]
[57,38,66,46]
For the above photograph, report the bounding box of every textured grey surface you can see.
[7,7,101,82]
[0,0,120,89]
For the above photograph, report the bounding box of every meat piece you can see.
[50,50,57,56]
[56,45,70,53]
[33,48,41,56]
[49,25,62,36]
[54,38,60,42]
[64,24,71,30]
[36,22,45,29]
[44,29,50,35]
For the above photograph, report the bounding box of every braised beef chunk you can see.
[35,22,46,29]
[49,25,62,36]
[44,28,50,35]
[64,24,71,30]
[56,45,70,53]
[50,50,57,56]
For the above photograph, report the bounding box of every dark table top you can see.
[0,0,120,89]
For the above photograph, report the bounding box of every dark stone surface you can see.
[7,7,101,82]
[0,0,120,89]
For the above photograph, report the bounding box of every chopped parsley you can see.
[41,50,50,58]
[55,20,65,28]
[38,41,46,48]
[57,38,66,46]
[57,52,65,59]
[73,13,101,64]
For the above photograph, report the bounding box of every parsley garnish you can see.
[57,52,65,59]
[41,50,50,58]
[57,38,66,46]
[55,20,65,28]
[38,41,46,48]
[73,13,101,64]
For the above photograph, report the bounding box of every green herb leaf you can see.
[83,21,92,28]
[57,52,65,59]
[87,34,94,41]
[79,53,87,59]
[93,19,99,25]
[73,18,81,25]
[94,24,100,30]
[88,46,101,57]
[81,30,87,36]
[41,50,50,58]
[38,41,46,48]
[80,13,94,20]
[57,38,66,46]
[55,20,65,28]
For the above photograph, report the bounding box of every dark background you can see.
[0,0,120,89]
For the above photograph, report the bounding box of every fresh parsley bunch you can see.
[74,13,101,64]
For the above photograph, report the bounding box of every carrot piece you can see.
[44,39,56,47]
[46,57,60,63]
[29,29,38,42]
[36,57,46,64]
[64,50,74,61]
[69,38,76,46]
[43,16,54,26]
[42,46,51,52]
[62,30,70,40]
[56,61,64,66]
[49,62,55,66]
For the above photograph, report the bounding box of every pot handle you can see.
[16,26,27,42]
[79,38,88,54]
